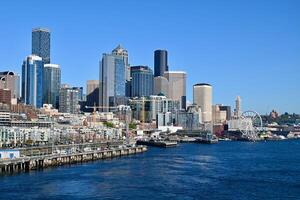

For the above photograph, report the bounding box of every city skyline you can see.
[0,0,299,114]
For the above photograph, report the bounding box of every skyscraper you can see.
[32,28,50,64]
[0,71,20,99]
[59,87,79,114]
[154,50,168,77]
[112,45,130,96]
[43,64,61,108]
[164,71,186,110]
[234,96,242,117]
[193,83,213,123]
[86,80,99,106]
[21,55,44,108]
[130,66,153,97]
[99,53,126,111]
[154,76,169,97]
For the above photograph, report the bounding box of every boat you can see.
[136,139,177,148]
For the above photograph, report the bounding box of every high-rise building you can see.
[43,64,61,108]
[0,71,20,99]
[219,105,232,120]
[32,28,50,64]
[72,87,84,101]
[154,50,168,77]
[86,80,99,106]
[164,71,186,110]
[99,53,126,111]
[234,96,242,117]
[130,66,153,97]
[21,55,44,108]
[212,104,227,124]
[193,83,213,123]
[154,76,169,97]
[59,87,79,114]
[112,45,131,97]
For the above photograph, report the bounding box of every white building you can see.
[193,83,213,123]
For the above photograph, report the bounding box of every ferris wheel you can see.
[239,111,263,140]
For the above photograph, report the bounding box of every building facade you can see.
[59,87,79,114]
[164,71,187,110]
[21,55,44,108]
[193,83,213,123]
[0,71,20,99]
[0,89,11,105]
[154,50,168,77]
[43,64,61,108]
[86,80,99,106]
[99,53,126,111]
[154,76,169,97]
[130,66,153,97]
[32,28,50,64]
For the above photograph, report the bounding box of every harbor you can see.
[0,143,147,175]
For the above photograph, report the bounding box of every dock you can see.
[0,145,147,175]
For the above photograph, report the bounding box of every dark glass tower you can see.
[154,50,168,77]
[43,64,61,108]
[32,28,51,64]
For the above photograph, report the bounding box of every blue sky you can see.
[0,0,299,114]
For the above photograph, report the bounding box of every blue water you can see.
[1,140,300,200]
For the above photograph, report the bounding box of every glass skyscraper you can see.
[154,50,168,77]
[99,53,126,111]
[32,28,51,64]
[130,66,154,97]
[43,64,61,108]
[21,55,44,108]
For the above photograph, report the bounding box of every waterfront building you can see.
[32,28,50,64]
[154,50,168,77]
[193,83,213,123]
[99,53,127,111]
[59,87,79,114]
[86,80,99,106]
[164,71,187,110]
[234,96,242,118]
[21,55,44,108]
[156,112,172,127]
[174,105,201,130]
[0,71,20,100]
[130,66,154,97]
[212,104,227,124]
[153,76,169,97]
[43,64,61,108]
[129,95,180,123]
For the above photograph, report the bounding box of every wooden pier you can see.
[0,146,147,175]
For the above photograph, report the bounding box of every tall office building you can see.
[0,71,20,99]
[43,64,61,108]
[99,53,126,111]
[234,96,242,117]
[193,83,213,123]
[219,105,232,120]
[32,28,51,64]
[154,50,168,77]
[164,71,186,110]
[112,45,130,96]
[86,80,99,106]
[59,87,79,114]
[154,76,169,97]
[21,55,44,108]
[130,66,153,97]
